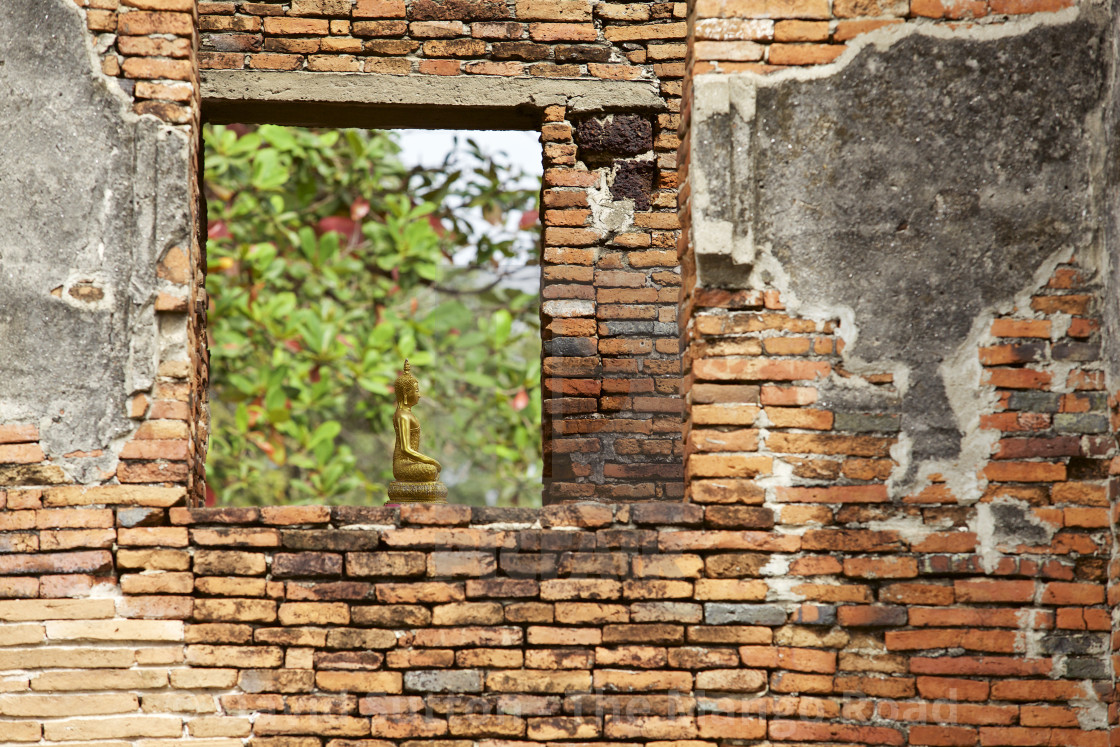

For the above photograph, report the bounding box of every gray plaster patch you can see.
[689,14,1108,492]
[0,0,191,475]
[704,603,787,626]
[1104,9,1120,391]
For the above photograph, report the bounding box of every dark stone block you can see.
[704,505,774,529]
[575,115,653,158]
[1004,341,1047,362]
[1052,341,1100,361]
[630,502,704,525]
[202,32,262,52]
[1075,557,1107,582]
[599,321,655,335]
[610,159,655,211]
[558,551,629,577]
[410,0,509,20]
[332,506,398,526]
[544,337,598,356]
[705,552,768,578]
[471,506,538,525]
[491,41,549,61]
[285,581,378,601]
[1063,657,1109,680]
[516,529,597,552]
[281,529,379,551]
[498,550,560,578]
[989,503,1051,546]
[595,528,659,551]
[1007,392,1063,412]
[1039,632,1108,655]
[704,603,787,626]
[271,551,343,577]
[315,651,385,669]
[555,45,612,63]
[1066,457,1109,480]
[1054,413,1109,433]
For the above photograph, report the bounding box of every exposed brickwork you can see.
[196,0,686,78]
[55,0,690,503]
[673,2,1118,745]
[74,0,199,124]
[0,502,1114,746]
[686,0,1077,73]
[62,0,208,506]
[194,0,689,502]
[678,254,1112,504]
[544,106,684,502]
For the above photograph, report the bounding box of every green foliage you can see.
[203,124,542,506]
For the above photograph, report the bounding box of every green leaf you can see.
[251,148,289,191]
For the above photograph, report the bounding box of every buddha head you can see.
[395,359,420,406]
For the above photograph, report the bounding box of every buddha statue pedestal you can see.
[387,480,448,504]
[386,360,448,506]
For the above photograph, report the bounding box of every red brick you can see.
[984,369,1052,390]
[119,10,193,34]
[768,43,844,65]
[0,443,45,464]
[911,0,987,16]
[694,358,830,382]
[770,720,903,744]
[843,557,918,579]
[881,583,954,605]
[354,0,407,15]
[990,680,1089,702]
[1018,706,1079,728]
[909,657,1050,677]
[262,17,330,34]
[954,580,1034,603]
[0,425,39,444]
[983,461,1065,482]
[911,726,979,746]
[1040,582,1104,605]
[916,676,990,702]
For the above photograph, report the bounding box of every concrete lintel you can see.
[201,70,666,130]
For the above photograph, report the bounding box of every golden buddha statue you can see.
[386,360,448,504]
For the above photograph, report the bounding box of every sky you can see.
[395,129,543,176]
[395,129,544,293]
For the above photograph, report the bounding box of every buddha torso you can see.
[393,408,439,483]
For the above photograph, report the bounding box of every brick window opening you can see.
[202,124,543,508]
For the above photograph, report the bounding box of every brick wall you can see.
[0,0,203,508]
[674,3,1118,747]
[51,0,692,503]
[1,499,1113,746]
[195,0,691,502]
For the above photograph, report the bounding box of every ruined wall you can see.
[677,1,1120,747]
[1,498,1114,746]
[1,0,205,501]
[2,0,689,507]
[195,0,690,503]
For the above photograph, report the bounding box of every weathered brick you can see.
[486,669,591,693]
